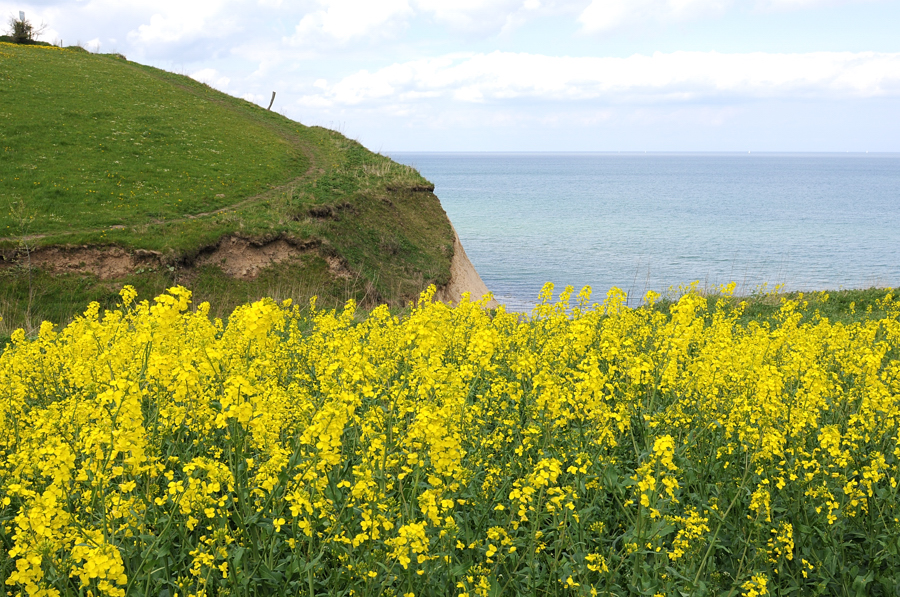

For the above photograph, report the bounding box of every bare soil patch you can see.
[2,236,354,282]
[21,246,162,280]
[196,237,306,280]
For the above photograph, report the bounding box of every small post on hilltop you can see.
[267,91,276,110]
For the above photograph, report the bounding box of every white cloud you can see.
[297,94,334,108]
[759,0,866,9]
[243,92,267,105]
[302,51,900,107]
[288,0,413,45]
[283,0,580,42]
[408,0,588,34]
[577,0,876,32]
[127,2,235,45]
[190,67,231,90]
[578,0,738,32]
[413,0,526,31]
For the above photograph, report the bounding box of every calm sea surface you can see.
[390,153,900,311]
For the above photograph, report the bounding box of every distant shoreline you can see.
[390,150,900,157]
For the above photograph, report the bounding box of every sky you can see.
[5,0,900,151]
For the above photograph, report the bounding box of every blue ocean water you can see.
[390,153,900,311]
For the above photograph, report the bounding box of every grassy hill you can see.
[0,42,455,338]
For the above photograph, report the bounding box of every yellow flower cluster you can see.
[1,283,899,596]
[0,41,71,53]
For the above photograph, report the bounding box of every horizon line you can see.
[385,150,900,155]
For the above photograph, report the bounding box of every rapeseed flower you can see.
[1,284,899,595]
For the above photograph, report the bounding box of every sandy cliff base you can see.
[435,227,498,308]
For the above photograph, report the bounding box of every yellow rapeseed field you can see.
[1,283,899,596]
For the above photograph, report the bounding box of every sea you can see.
[389,153,900,312]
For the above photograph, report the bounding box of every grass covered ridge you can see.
[0,42,455,333]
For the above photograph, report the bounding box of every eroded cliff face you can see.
[0,236,349,282]
[435,226,497,308]
[2,226,496,309]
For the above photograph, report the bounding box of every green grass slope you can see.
[0,42,455,335]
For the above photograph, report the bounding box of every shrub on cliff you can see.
[4,14,44,44]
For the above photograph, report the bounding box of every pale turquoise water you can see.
[390,153,900,311]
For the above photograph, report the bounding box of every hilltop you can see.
[0,42,487,336]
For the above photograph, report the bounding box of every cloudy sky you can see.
[6,0,900,151]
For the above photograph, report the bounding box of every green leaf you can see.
[852,570,874,597]
[232,546,245,569]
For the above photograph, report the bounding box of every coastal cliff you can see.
[0,42,492,337]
